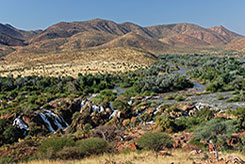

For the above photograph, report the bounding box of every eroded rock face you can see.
[49,98,82,124]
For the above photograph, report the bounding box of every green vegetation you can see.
[0,54,245,163]
[39,137,75,159]
[38,137,108,160]
[137,132,173,157]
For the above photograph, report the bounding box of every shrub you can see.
[112,99,130,113]
[56,146,80,160]
[175,117,202,132]
[195,108,215,121]
[0,156,14,164]
[194,118,236,159]
[137,132,173,157]
[155,115,177,133]
[76,137,109,156]
[38,137,75,159]
[175,95,185,101]
[3,125,23,144]
[217,95,225,100]
[226,94,241,102]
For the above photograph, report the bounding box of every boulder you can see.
[158,151,172,156]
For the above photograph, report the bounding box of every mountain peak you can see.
[209,25,242,38]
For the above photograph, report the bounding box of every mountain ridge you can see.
[0,18,244,56]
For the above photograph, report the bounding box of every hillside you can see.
[226,37,245,51]
[0,47,156,77]
[0,19,244,76]
[0,19,242,57]
[0,23,41,46]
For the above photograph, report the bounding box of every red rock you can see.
[158,151,172,156]
[128,142,137,150]
[4,113,15,120]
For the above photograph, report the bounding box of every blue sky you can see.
[0,0,244,35]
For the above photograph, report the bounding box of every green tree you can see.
[3,125,23,144]
[39,137,75,159]
[137,132,173,158]
[155,115,177,133]
[76,137,109,156]
[195,119,236,160]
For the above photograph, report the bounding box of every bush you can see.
[195,108,215,121]
[175,95,185,101]
[137,132,173,157]
[155,115,177,133]
[175,117,202,132]
[0,156,14,164]
[56,146,80,160]
[112,99,130,113]
[3,125,23,144]
[217,95,225,100]
[38,137,75,159]
[194,118,236,158]
[76,137,109,156]
[226,94,241,102]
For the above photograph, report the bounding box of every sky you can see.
[0,0,245,35]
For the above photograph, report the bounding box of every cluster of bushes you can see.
[92,89,117,106]
[38,137,109,160]
[160,54,245,93]
[137,74,193,93]
[0,118,24,145]
[154,107,241,133]
[0,74,117,116]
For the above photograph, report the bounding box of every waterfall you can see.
[35,111,55,132]
[13,117,29,131]
[43,110,69,129]
[109,110,118,119]
[154,104,162,115]
[35,109,69,132]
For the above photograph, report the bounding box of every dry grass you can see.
[0,47,156,77]
[21,150,202,164]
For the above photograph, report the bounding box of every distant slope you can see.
[2,47,157,77]
[99,32,168,53]
[147,23,240,46]
[226,37,245,51]
[208,25,242,41]
[0,19,244,57]
[0,23,41,46]
[28,19,128,43]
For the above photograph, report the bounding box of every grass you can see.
[0,47,155,77]
[20,150,245,164]
[21,150,200,164]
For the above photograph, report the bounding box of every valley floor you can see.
[21,150,245,164]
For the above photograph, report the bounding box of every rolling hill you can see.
[0,19,244,77]
[0,19,244,56]
[226,37,245,52]
[0,23,41,46]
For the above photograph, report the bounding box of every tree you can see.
[3,125,23,144]
[195,119,236,160]
[232,108,245,131]
[136,132,173,158]
[76,137,109,156]
[155,115,177,133]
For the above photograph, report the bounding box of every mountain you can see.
[226,37,245,51]
[0,19,244,56]
[208,25,242,41]
[0,23,42,46]
[98,32,168,54]
[147,23,242,46]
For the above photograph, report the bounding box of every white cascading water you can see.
[34,109,69,132]
[34,111,55,132]
[43,109,69,130]
[13,117,29,131]
[109,110,118,119]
